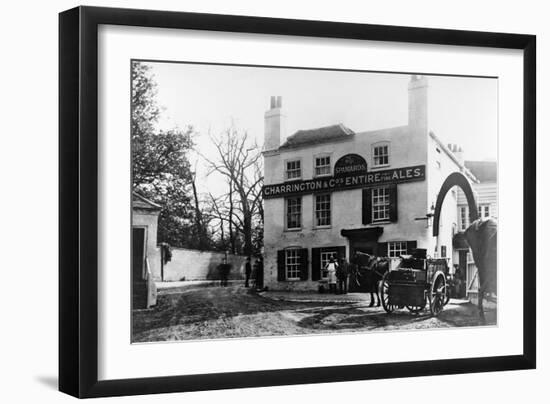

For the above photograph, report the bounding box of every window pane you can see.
[315,194,331,226]
[315,156,330,176]
[286,197,301,228]
[388,241,407,257]
[285,248,301,279]
[286,160,301,179]
[373,145,389,166]
[372,187,390,221]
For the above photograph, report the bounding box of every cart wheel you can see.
[406,300,426,314]
[380,272,396,313]
[429,271,447,316]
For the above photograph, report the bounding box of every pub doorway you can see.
[341,227,383,293]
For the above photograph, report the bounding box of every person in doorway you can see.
[325,257,338,294]
[245,256,252,288]
[337,257,350,294]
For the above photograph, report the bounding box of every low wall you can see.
[160,248,247,281]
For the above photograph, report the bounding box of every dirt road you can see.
[132,284,496,342]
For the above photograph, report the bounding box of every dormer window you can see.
[285,159,301,180]
[373,142,390,167]
[314,155,331,177]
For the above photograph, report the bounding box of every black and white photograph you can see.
[131,60,498,343]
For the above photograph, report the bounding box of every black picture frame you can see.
[59,6,536,398]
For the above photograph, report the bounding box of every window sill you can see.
[313,225,332,230]
[370,220,392,225]
[284,228,302,232]
[372,164,390,170]
[285,278,302,282]
[284,177,302,182]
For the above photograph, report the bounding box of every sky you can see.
[141,61,498,195]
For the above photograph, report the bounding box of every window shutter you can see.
[406,241,417,255]
[362,188,372,225]
[277,250,286,281]
[389,184,398,222]
[299,248,309,280]
[337,246,346,262]
[378,242,388,257]
[312,248,321,281]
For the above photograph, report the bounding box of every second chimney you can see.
[264,96,285,151]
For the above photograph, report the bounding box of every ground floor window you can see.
[285,248,301,279]
[388,241,408,257]
[277,248,308,281]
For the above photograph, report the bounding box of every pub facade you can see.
[262,76,479,291]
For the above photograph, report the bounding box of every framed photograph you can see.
[59,6,536,398]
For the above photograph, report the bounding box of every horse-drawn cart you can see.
[380,253,450,316]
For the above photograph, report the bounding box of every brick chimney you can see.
[408,75,429,138]
[264,96,285,151]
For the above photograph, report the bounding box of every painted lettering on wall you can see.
[262,165,425,199]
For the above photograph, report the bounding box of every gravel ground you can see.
[132,284,496,342]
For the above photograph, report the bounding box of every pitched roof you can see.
[464,160,497,183]
[132,191,162,211]
[279,124,355,150]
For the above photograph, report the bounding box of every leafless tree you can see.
[202,126,264,256]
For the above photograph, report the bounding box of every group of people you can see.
[324,256,350,294]
[218,256,264,290]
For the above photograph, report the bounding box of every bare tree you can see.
[202,126,264,256]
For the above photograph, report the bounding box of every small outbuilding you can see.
[132,191,160,309]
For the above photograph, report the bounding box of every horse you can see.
[464,217,497,323]
[351,252,391,307]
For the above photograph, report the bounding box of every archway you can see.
[433,172,478,237]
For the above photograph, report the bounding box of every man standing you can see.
[337,257,350,294]
[244,256,252,288]
[218,258,231,287]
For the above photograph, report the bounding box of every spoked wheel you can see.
[380,272,397,313]
[429,271,447,316]
[406,300,426,314]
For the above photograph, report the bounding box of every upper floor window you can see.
[285,197,302,229]
[372,186,390,222]
[373,142,390,167]
[314,194,331,227]
[314,155,331,177]
[478,204,491,218]
[286,159,301,180]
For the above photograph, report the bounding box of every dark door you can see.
[132,227,146,309]
[132,228,145,281]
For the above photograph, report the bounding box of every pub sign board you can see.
[263,164,426,199]
[334,154,368,177]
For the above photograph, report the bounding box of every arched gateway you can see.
[432,172,478,237]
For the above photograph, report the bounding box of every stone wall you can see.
[160,248,247,281]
